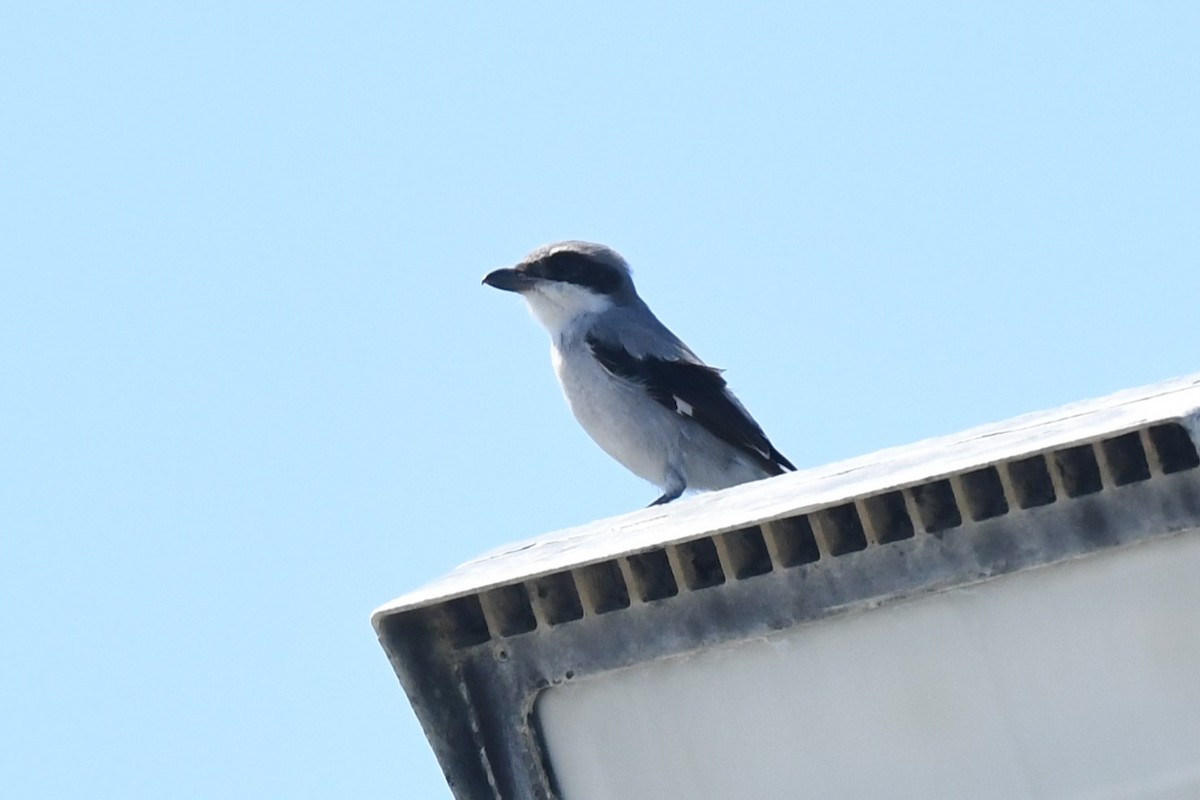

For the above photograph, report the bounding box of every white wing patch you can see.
[673,396,694,417]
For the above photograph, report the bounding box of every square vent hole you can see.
[674,538,726,590]
[625,550,679,602]
[1101,432,1150,486]
[529,572,584,625]
[909,480,962,533]
[574,560,630,615]
[1149,423,1200,473]
[720,527,773,579]
[1006,455,1056,509]
[861,492,914,543]
[814,503,868,555]
[438,594,491,649]
[960,466,1009,521]
[1054,445,1103,497]
[766,515,821,567]
[482,583,536,637]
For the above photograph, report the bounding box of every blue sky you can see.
[3,3,1198,798]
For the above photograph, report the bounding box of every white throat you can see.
[523,282,615,341]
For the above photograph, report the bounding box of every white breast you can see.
[550,341,675,488]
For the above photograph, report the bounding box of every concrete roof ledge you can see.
[374,372,1200,800]
[375,372,1200,619]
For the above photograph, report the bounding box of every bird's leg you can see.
[648,473,685,507]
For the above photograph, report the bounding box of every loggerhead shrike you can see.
[483,241,794,506]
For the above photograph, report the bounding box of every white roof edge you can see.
[374,372,1200,621]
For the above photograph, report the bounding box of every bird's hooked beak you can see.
[482,267,535,293]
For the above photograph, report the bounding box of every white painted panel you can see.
[538,531,1200,800]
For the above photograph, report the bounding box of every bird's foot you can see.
[647,485,684,507]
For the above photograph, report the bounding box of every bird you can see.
[482,241,794,506]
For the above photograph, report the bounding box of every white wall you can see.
[539,530,1200,800]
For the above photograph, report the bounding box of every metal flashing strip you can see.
[373,375,1200,800]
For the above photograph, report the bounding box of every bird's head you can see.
[483,241,635,336]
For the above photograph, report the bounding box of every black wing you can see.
[587,335,795,475]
